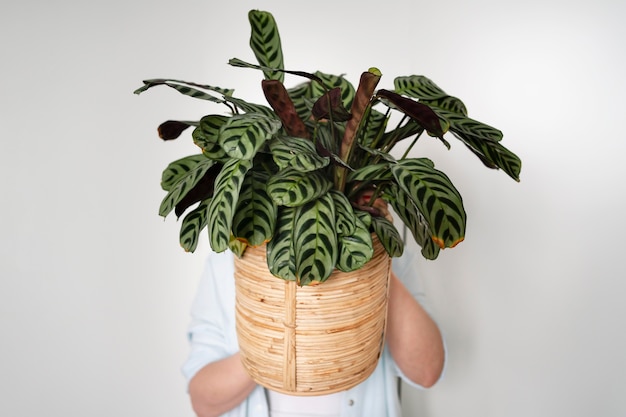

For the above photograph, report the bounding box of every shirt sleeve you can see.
[181,251,238,384]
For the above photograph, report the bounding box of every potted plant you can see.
[135,9,521,393]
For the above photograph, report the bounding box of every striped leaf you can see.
[330,190,356,236]
[179,199,211,252]
[370,216,404,257]
[422,96,468,116]
[453,131,522,182]
[218,114,281,160]
[310,72,356,109]
[392,158,466,249]
[228,237,248,258]
[207,159,253,252]
[223,96,276,119]
[358,108,387,148]
[347,163,394,183]
[437,109,503,142]
[232,171,277,247]
[354,209,372,229]
[293,194,338,284]
[248,10,284,82]
[387,184,440,260]
[267,167,332,207]
[269,136,329,172]
[160,154,209,191]
[336,217,374,272]
[193,115,228,160]
[159,157,216,217]
[266,206,297,281]
[134,79,233,103]
[394,75,447,100]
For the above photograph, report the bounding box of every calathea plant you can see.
[135,10,521,285]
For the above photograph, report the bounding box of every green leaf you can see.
[387,184,440,260]
[310,72,356,109]
[437,109,503,142]
[266,206,297,281]
[336,217,374,272]
[453,131,522,182]
[370,216,404,257]
[159,157,216,217]
[393,75,447,100]
[422,96,468,116]
[207,159,253,252]
[392,158,466,249]
[434,109,521,181]
[267,167,333,207]
[193,115,228,160]
[179,199,211,253]
[223,95,277,119]
[218,114,281,160]
[232,171,277,246]
[347,163,394,183]
[329,190,356,236]
[134,79,233,102]
[293,194,338,284]
[160,154,209,191]
[229,237,248,258]
[248,10,284,82]
[269,136,329,172]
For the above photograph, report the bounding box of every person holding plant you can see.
[182,193,446,417]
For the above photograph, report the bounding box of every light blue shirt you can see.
[182,247,445,417]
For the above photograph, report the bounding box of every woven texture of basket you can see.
[233,236,391,395]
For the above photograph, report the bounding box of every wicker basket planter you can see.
[234,236,391,395]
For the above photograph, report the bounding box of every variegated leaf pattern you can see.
[269,136,329,172]
[393,75,447,100]
[287,82,313,122]
[370,216,404,257]
[357,108,387,148]
[160,154,209,191]
[293,194,338,284]
[193,115,228,160]
[387,184,440,260]
[354,209,372,228]
[266,206,297,281]
[310,72,356,109]
[159,157,216,217]
[336,217,374,272]
[329,190,356,236]
[207,159,253,252]
[422,96,468,116]
[232,171,277,247]
[134,79,232,103]
[267,167,332,207]
[392,158,466,249]
[223,96,276,119]
[453,131,522,182]
[436,109,503,142]
[228,237,248,258]
[248,10,284,82]
[347,163,394,183]
[218,114,281,160]
[179,199,211,253]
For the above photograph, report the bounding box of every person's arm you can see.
[183,252,257,417]
[385,271,445,387]
[188,352,256,417]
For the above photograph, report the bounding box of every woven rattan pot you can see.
[233,236,391,395]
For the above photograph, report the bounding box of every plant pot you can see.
[233,236,391,395]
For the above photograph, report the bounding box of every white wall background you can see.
[1,1,625,416]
